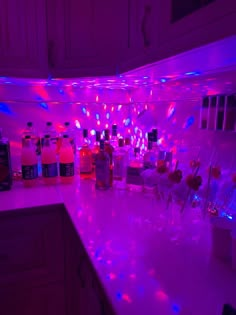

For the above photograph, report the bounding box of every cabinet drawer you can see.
[0,206,64,289]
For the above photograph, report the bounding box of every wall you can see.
[0,71,236,173]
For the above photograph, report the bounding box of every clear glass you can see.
[113,146,127,189]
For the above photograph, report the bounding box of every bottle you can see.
[113,138,127,189]
[64,122,76,154]
[124,136,134,161]
[110,124,118,149]
[143,132,157,170]
[41,135,58,185]
[126,147,144,192]
[104,129,114,187]
[0,128,12,191]
[152,128,158,153]
[42,122,58,153]
[59,135,75,184]
[22,121,41,155]
[79,129,93,179]
[21,135,38,187]
[92,131,101,180]
[95,140,110,190]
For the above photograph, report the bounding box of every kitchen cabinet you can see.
[0,0,48,78]
[47,0,128,77]
[156,0,236,61]
[64,211,115,315]
[0,204,65,315]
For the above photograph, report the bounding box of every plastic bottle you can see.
[21,135,38,187]
[41,135,58,185]
[59,135,75,184]
[22,121,41,155]
[42,122,58,153]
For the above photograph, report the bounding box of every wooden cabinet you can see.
[64,211,115,315]
[46,0,128,77]
[0,0,48,77]
[156,0,236,60]
[0,205,65,315]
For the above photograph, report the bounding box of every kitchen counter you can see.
[0,178,236,315]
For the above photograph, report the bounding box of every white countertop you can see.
[0,178,236,315]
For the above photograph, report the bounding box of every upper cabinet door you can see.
[0,0,48,78]
[47,0,128,78]
[157,0,236,59]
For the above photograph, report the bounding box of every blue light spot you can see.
[40,102,48,110]
[0,103,12,114]
[82,107,87,114]
[160,78,167,83]
[185,116,195,128]
[106,113,110,119]
[90,129,96,136]
[59,89,64,94]
[143,76,149,79]
[124,118,131,126]
[116,292,122,300]
[95,113,100,120]
[94,249,101,258]
[172,304,180,313]
[185,71,200,76]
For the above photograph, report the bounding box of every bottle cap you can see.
[25,135,31,139]
[95,131,101,142]
[46,122,52,126]
[112,124,117,136]
[64,122,70,127]
[152,129,158,142]
[27,122,33,127]
[100,140,105,150]
[118,138,124,147]
[83,129,88,138]
[104,129,110,140]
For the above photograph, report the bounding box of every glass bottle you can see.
[92,131,101,180]
[59,135,74,184]
[41,135,58,185]
[110,124,118,149]
[113,138,127,189]
[143,132,157,170]
[21,135,38,187]
[152,128,158,153]
[79,129,93,179]
[104,129,114,187]
[0,128,12,191]
[124,136,134,161]
[64,122,76,154]
[95,140,110,190]
[126,147,144,192]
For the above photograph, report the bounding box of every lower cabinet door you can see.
[0,283,65,315]
[64,212,115,315]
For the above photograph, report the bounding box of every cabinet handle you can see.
[141,5,152,47]
[48,40,55,69]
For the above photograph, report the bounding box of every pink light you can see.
[87,111,90,117]
[155,290,169,302]
[129,273,137,280]
[103,104,107,110]
[111,106,114,112]
[105,123,109,128]
[97,120,101,126]
[122,294,132,303]
[106,260,112,265]
[96,95,99,102]
[107,273,117,280]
